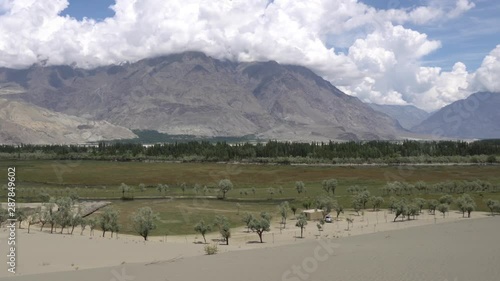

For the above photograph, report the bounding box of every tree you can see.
[346,217,354,231]
[414,198,426,213]
[80,218,88,235]
[334,204,344,219]
[437,204,449,218]
[486,199,500,215]
[249,212,271,243]
[88,217,97,236]
[407,203,420,220]
[26,210,38,234]
[315,197,336,218]
[278,201,290,228]
[353,191,370,209]
[456,194,476,218]
[295,181,305,194]
[194,220,212,243]
[486,155,497,164]
[267,187,275,199]
[99,207,120,238]
[393,200,408,222]
[218,179,233,199]
[427,199,439,215]
[242,212,254,232]
[220,223,231,245]
[193,183,201,194]
[322,179,338,195]
[439,194,454,205]
[295,213,308,238]
[69,209,83,235]
[351,197,362,215]
[371,196,384,211]
[156,184,167,195]
[291,206,298,216]
[16,208,27,229]
[139,183,146,193]
[119,183,129,198]
[131,207,160,241]
[302,200,313,210]
[55,197,73,234]
[214,215,231,245]
[180,182,187,195]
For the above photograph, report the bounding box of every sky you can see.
[0,0,499,111]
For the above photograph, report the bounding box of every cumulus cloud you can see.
[473,45,500,93]
[0,0,493,111]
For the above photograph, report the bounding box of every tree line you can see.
[1,139,499,163]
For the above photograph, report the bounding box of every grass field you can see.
[1,160,499,235]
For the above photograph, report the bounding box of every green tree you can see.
[427,199,439,215]
[315,197,336,218]
[194,220,212,243]
[439,194,454,205]
[99,207,120,238]
[322,179,338,195]
[393,199,408,222]
[371,196,384,211]
[242,212,254,232]
[131,207,159,241]
[486,199,500,215]
[295,213,308,238]
[218,179,233,199]
[291,206,298,216]
[414,198,427,213]
[278,201,290,228]
[295,181,305,194]
[249,212,271,243]
[334,204,344,219]
[456,194,476,218]
[437,204,449,218]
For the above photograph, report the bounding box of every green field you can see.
[1,160,499,235]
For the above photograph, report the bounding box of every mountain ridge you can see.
[0,52,407,142]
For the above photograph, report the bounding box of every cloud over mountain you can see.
[0,0,495,111]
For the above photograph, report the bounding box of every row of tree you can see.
[2,139,499,162]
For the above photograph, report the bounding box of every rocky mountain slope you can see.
[368,103,430,130]
[0,52,405,142]
[0,98,137,144]
[411,92,500,139]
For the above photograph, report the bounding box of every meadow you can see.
[1,160,499,235]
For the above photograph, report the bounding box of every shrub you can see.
[204,244,218,255]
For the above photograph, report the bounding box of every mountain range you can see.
[368,103,430,130]
[411,92,500,139]
[0,52,404,143]
[0,52,498,144]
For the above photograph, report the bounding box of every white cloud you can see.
[0,0,494,112]
[473,45,500,93]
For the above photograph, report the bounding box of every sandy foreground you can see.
[0,211,499,280]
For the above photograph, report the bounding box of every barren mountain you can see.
[368,103,430,130]
[0,52,405,141]
[0,98,137,144]
[411,92,500,139]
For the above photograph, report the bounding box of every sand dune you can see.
[1,212,499,280]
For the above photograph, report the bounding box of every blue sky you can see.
[62,0,115,21]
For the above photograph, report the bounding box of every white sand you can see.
[0,210,498,280]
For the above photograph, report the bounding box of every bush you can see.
[204,244,218,255]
